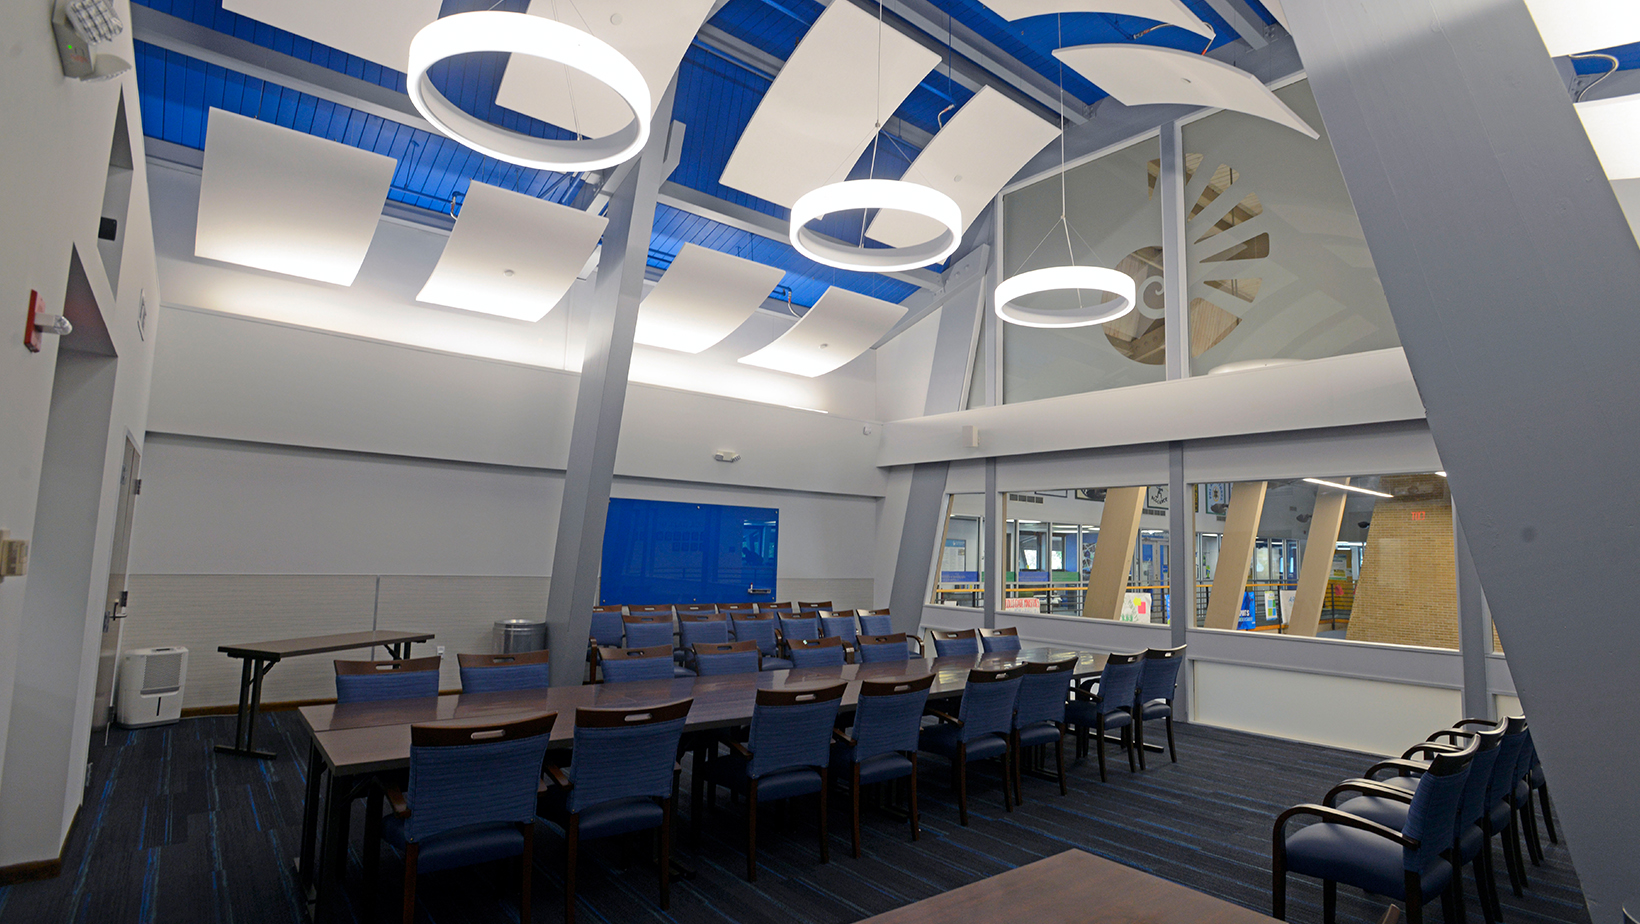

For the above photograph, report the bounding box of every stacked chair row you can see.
[1272,714,1557,924]
[587,605,905,680]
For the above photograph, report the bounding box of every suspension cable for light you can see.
[787,2,961,274]
[407,11,650,172]
[993,12,1134,329]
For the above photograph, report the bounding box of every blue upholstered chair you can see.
[538,700,692,924]
[1010,658,1076,803]
[588,606,625,647]
[818,612,858,650]
[855,608,893,636]
[623,615,693,678]
[728,614,792,671]
[334,655,441,704]
[930,628,981,657]
[759,602,796,617]
[1345,722,1507,924]
[677,613,730,671]
[1273,741,1478,924]
[718,602,758,620]
[1063,651,1142,781]
[857,632,913,664]
[457,650,550,693]
[705,682,847,880]
[376,712,555,924]
[597,645,678,684]
[692,640,762,676]
[831,673,935,858]
[675,603,717,618]
[776,613,822,655]
[918,664,1026,826]
[1134,645,1185,767]
[795,600,833,612]
[788,635,847,668]
[979,627,1022,653]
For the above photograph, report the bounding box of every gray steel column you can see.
[888,462,951,634]
[1168,442,1191,714]
[1284,0,1640,915]
[983,458,1000,630]
[1158,120,1191,380]
[1455,509,1490,721]
[543,83,677,688]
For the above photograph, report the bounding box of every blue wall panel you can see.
[600,499,779,605]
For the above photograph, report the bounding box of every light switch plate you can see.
[0,529,29,579]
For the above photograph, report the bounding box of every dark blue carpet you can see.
[0,713,1590,923]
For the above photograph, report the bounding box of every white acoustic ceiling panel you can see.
[866,87,1060,247]
[983,1,1212,37]
[720,2,941,208]
[223,0,442,69]
[494,0,717,140]
[1525,0,1640,57]
[1262,0,1291,30]
[1054,44,1319,138]
[194,109,395,285]
[416,182,607,321]
[635,244,787,353]
[1577,94,1640,180]
[739,288,907,377]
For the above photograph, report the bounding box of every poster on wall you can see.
[1004,596,1041,614]
[1236,591,1256,630]
[1279,590,1296,625]
[1120,593,1151,622]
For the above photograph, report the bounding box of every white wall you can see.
[0,1,162,868]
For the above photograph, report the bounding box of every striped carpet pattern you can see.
[0,712,1590,924]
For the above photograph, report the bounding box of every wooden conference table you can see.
[297,647,1108,920]
[858,848,1276,924]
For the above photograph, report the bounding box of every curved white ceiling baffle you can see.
[1053,44,1319,138]
[866,86,1060,247]
[223,0,442,69]
[635,243,787,353]
[194,109,396,286]
[494,0,717,140]
[982,1,1212,37]
[738,288,907,377]
[416,182,607,322]
[719,1,940,208]
[1524,0,1640,57]
[1261,0,1291,31]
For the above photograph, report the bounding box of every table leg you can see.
[216,658,277,759]
[297,741,325,900]
[316,771,355,922]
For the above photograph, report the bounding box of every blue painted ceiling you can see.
[132,0,1640,311]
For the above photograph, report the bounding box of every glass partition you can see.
[932,493,985,609]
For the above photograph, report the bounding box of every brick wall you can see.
[1346,474,1458,649]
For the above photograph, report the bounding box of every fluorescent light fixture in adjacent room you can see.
[790,179,962,272]
[194,109,395,285]
[738,288,907,377]
[719,1,939,208]
[635,243,786,353]
[994,265,1137,328]
[1524,0,1640,57]
[495,0,716,141]
[416,182,607,321]
[1303,478,1394,499]
[408,11,650,171]
[223,0,441,69]
[1575,93,1640,180]
[864,87,1060,248]
[983,0,1213,37]
[1053,44,1319,138]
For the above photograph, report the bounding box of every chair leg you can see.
[956,744,970,827]
[1440,878,1458,924]
[851,764,862,859]
[1449,855,1467,923]
[1323,879,1337,924]
[1011,732,1024,806]
[1505,809,1527,894]
[363,787,383,912]
[690,745,706,849]
[565,815,579,924]
[1055,728,1067,796]
[1480,836,1505,924]
[1537,784,1558,844]
[818,768,830,864]
[402,842,419,924]
[1271,850,1287,920]
[1407,876,1425,924]
[1473,854,1497,924]
[1165,714,1177,763]
[908,753,921,842]
[519,822,534,924]
[1136,716,1148,771]
[1124,724,1136,773]
[659,796,672,910]
[746,780,760,882]
[1095,716,1108,783]
[1521,797,1544,866]
[1001,744,1013,813]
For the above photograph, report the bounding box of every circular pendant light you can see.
[407,11,651,172]
[789,179,962,272]
[994,265,1137,328]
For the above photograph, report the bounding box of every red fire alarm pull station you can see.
[24,289,42,353]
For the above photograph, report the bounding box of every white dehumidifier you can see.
[117,646,188,728]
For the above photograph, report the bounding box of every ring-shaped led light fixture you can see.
[994,265,1138,328]
[789,179,961,272]
[408,11,651,172]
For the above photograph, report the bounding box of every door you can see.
[92,436,139,732]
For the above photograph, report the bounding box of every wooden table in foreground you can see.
[857,849,1277,924]
[215,629,433,759]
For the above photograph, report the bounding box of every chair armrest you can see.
[1325,778,1417,807]
[727,739,753,759]
[1274,804,1416,849]
[1400,742,1456,761]
[1366,758,1431,780]
[925,708,963,727]
[382,783,411,818]
[832,729,856,747]
[1452,717,1497,730]
[542,764,571,790]
[1426,729,1477,746]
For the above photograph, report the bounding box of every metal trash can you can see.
[493,619,548,654]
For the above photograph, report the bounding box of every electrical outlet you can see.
[436,645,445,656]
